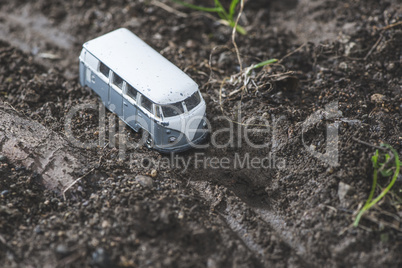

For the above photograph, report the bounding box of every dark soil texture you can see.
[1,0,402,267]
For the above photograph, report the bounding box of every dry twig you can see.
[364,31,384,60]
[232,0,244,71]
[151,0,188,18]
[62,143,110,200]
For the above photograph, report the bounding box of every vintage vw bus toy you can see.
[79,28,208,152]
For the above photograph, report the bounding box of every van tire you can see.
[145,132,154,149]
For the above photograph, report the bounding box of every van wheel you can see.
[145,133,154,149]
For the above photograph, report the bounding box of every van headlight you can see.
[168,136,177,143]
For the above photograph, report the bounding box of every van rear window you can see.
[99,62,110,78]
[185,91,201,111]
[162,102,184,117]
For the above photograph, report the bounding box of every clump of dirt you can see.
[1,0,402,267]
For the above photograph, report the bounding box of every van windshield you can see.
[185,91,201,111]
[162,102,184,117]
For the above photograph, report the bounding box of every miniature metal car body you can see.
[79,28,208,152]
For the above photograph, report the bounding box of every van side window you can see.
[85,52,99,70]
[126,84,137,101]
[141,95,153,113]
[112,73,123,88]
[99,62,110,78]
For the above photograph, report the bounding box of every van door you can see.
[123,83,139,131]
[109,72,123,117]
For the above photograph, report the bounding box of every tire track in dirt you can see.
[253,207,307,256]
[0,103,90,191]
[0,3,78,78]
[179,111,313,265]
[0,7,74,51]
[188,177,312,266]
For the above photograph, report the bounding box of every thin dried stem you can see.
[62,143,110,200]
[151,0,188,18]
[232,0,244,72]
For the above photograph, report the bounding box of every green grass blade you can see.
[354,164,378,226]
[235,24,247,35]
[245,58,277,75]
[367,150,380,205]
[217,11,228,21]
[214,0,229,20]
[229,0,240,19]
[213,0,225,11]
[252,59,279,69]
[171,0,223,13]
[354,144,401,227]
[227,20,247,35]
[366,145,400,207]
[171,0,246,35]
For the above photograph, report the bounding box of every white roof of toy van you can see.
[83,28,198,104]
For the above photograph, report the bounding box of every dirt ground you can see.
[0,0,401,267]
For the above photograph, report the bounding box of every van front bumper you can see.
[154,119,209,153]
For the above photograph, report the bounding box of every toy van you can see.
[79,28,208,152]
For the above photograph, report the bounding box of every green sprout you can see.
[354,143,401,227]
[171,0,247,35]
[245,58,278,75]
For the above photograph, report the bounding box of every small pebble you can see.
[57,231,65,237]
[101,220,110,229]
[373,72,383,80]
[150,169,157,178]
[371,93,386,104]
[218,52,232,69]
[56,244,69,256]
[34,225,43,234]
[339,62,348,71]
[386,62,395,71]
[135,175,153,188]
[1,190,9,197]
[185,39,197,49]
[92,248,110,267]
[0,155,7,162]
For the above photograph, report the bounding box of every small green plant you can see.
[354,143,401,227]
[245,58,278,75]
[171,0,247,35]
